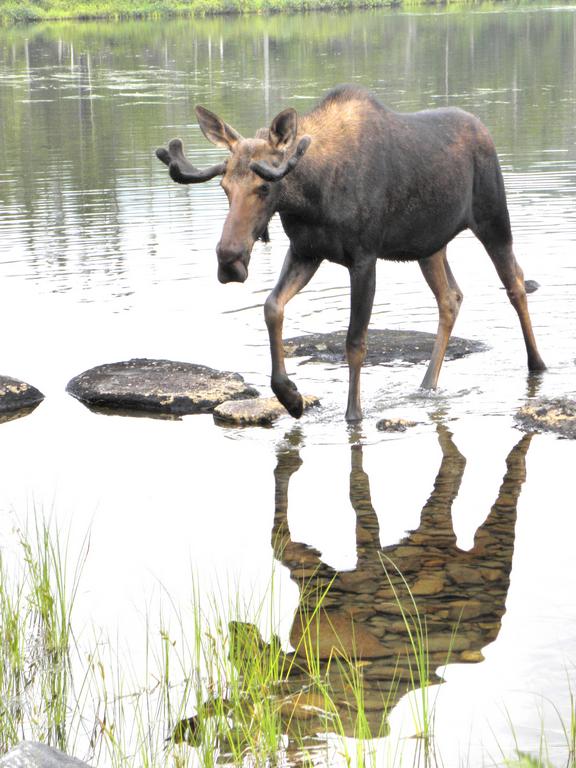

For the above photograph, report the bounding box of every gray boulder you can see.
[66,358,259,415]
[283,329,487,366]
[0,742,92,768]
[0,375,44,420]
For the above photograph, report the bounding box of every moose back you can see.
[156,85,545,421]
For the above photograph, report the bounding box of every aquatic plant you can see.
[0,518,87,753]
[1,519,575,768]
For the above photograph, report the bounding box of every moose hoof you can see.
[280,389,304,419]
[528,357,547,373]
[272,378,304,419]
[345,408,363,423]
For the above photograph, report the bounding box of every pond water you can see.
[0,4,576,766]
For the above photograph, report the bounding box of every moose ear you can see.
[195,106,243,151]
[269,108,298,150]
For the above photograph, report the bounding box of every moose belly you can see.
[283,220,351,265]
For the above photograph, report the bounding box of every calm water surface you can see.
[0,5,576,766]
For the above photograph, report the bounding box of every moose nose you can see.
[217,260,248,284]
[216,242,249,284]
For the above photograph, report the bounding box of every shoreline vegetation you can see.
[0,0,538,25]
[1,518,575,767]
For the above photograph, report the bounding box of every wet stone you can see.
[0,375,44,418]
[516,397,576,439]
[66,358,259,415]
[213,394,320,426]
[0,742,92,768]
[283,329,488,366]
[524,279,541,293]
[376,418,418,432]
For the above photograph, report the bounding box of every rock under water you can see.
[516,397,576,439]
[283,328,488,366]
[66,358,259,415]
[376,418,418,432]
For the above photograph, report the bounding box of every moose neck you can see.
[275,134,322,221]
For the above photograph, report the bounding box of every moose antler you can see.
[155,138,226,184]
[250,136,311,182]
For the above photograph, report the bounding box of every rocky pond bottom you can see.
[61,330,488,422]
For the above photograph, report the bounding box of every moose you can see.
[156,84,545,421]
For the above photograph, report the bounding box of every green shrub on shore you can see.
[0,0,499,25]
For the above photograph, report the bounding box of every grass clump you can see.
[1,525,575,768]
[0,518,86,753]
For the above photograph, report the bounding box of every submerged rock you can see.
[0,741,92,768]
[283,329,487,366]
[524,279,541,294]
[0,375,44,418]
[500,279,540,294]
[516,397,576,439]
[376,417,418,432]
[66,358,259,415]
[213,394,320,426]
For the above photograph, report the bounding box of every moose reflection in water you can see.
[269,425,532,735]
[173,426,532,759]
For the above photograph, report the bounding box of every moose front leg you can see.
[264,248,320,418]
[346,260,376,422]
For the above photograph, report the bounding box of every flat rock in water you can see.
[283,329,487,366]
[516,397,576,439]
[66,359,259,415]
[0,742,92,768]
[0,375,44,417]
[214,395,320,426]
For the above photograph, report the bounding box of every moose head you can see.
[156,107,311,285]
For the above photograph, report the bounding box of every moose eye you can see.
[257,183,271,198]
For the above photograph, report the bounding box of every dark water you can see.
[1,6,576,766]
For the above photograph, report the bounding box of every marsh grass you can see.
[1,526,575,768]
[0,518,87,753]
[380,554,445,755]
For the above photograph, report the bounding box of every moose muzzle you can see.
[216,242,251,284]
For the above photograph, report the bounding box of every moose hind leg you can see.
[346,260,376,422]
[482,241,546,372]
[419,248,463,390]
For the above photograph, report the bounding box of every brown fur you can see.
[299,97,365,161]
